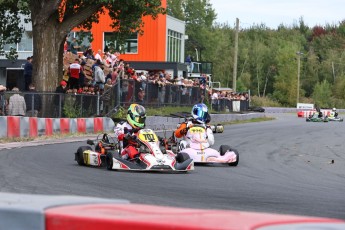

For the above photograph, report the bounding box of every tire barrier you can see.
[0,113,268,139]
[1,192,344,230]
[297,109,332,118]
[297,110,316,118]
[0,116,115,138]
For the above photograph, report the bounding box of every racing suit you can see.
[329,111,338,118]
[174,119,215,150]
[114,121,141,159]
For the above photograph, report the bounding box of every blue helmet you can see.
[191,103,209,124]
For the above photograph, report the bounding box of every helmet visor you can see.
[134,115,146,124]
[194,107,208,122]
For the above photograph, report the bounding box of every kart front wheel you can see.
[76,146,91,166]
[228,148,239,166]
[176,152,190,163]
[105,152,113,170]
[219,145,231,156]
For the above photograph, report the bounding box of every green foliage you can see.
[250,95,282,107]
[63,96,83,118]
[111,106,127,120]
[312,80,333,108]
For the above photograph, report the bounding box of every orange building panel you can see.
[78,0,167,62]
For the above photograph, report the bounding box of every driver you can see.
[174,103,214,150]
[330,108,338,118]
[114,103,146,160]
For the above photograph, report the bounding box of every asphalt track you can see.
[0,113,344,220]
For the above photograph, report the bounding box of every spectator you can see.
[185,54,193,72]
[24,56,33,91]
[83,47,95,60]
[24,84,42,117]
[64,40,69,54]
[53,81,68,117]
[69,38,80,55]
[102,78,113,114]
[68,58,81,89]
[79,60,87,87]
[0,84,7,116]
[8,87,26,116]
[94,60,106,89]
[136,87,145,105]
[94,49,102,60]
[211,90,219,111]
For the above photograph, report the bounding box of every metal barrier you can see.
[0,79,249,118]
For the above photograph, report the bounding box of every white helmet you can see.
[332,108,336,111]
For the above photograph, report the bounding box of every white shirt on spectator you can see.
[94,65,105,83]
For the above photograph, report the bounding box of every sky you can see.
[210,0,345,29]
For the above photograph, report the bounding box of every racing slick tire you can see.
[76,146,91,166]
[219,145,239,166]
[219,145,231,156]
[105,152,113,170]
[176,152,190,163]
[228,148,239,166]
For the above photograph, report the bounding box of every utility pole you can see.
[296,51,303,104]
[232,18,239,93]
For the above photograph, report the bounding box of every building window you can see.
[167,29,182,62]
[3,31,33,52]
[67,31,92,52]
[104,32,138,54]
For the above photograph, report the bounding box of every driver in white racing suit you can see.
[113,103,146,160]
[174,103,214,150]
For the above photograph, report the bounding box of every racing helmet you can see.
[191,103,209,124]
[127,104,146,128]
[332,108,337,111]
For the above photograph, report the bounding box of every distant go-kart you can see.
[209,124,224,133]
[306,113,329,122]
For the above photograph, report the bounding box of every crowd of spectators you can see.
[0,43,249,117]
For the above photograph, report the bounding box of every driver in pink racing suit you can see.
[114,103,146,160]
[174,103,214,150]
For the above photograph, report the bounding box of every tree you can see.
[312,80,332,108]
[0,0,165,91]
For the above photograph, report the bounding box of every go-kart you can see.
[328,116,343,122]
[209,124,224,133]
[74,133,118,167]
[105,128,194,172]
[306,114,329,122]
[168,124,239,166]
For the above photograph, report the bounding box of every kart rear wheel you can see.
[105,152,113,170]
[176,152,190,163]
[76,146,91,166]
[219,145,231,156]
[228,148,239,166]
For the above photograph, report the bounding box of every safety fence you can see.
[1,79,249,118]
